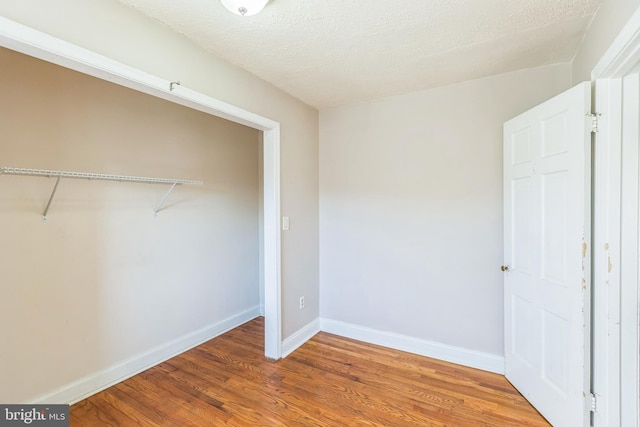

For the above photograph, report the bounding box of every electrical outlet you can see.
[299,296,305,310]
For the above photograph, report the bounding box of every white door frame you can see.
[591,7,640,425]
[0,17,283,360]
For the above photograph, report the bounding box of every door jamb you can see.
[591,6,640,425]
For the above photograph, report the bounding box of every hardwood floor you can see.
[71,318,550,426]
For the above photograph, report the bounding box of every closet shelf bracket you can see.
[42,177,61,222]
[0,167,203,221]
[154,182,178,216]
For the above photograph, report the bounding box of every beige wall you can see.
[0,47,261,402]
[572,0,640,81]
[0,0,320,339]
[319,64,572,357]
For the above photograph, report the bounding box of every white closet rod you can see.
[0,167,202,185]
[0,167,203,221]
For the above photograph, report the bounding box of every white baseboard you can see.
[281,318,320,358]
[31,306,261,405]
[30,312,503,405]
[320,318,505,375]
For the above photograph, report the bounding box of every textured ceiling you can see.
[118,0,601,109]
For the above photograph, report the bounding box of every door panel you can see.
[512,295,533,365]
[541,171,568,283]
[504,82,591,427]
[512,177,532,272]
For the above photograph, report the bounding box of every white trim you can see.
[592,6,640,79]
[593,78,623,427]
[281,319,321,358]
[320,319,505,375]
[0,17,282,361]
[263,125,282,360]
[591,5,640,425]
[618,72,640,426]
[29,307,261,405]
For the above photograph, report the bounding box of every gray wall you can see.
[319,64,572,357]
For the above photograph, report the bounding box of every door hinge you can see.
[587,112,602,133]
[586,392,597,413]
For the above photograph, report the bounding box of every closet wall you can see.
[0,47,261,403]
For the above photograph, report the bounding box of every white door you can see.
[503,82,591,427]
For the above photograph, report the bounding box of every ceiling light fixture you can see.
[220,0,268,16]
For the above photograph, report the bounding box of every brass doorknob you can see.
[501,265,511,272]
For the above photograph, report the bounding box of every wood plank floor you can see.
[71,317,550,426]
